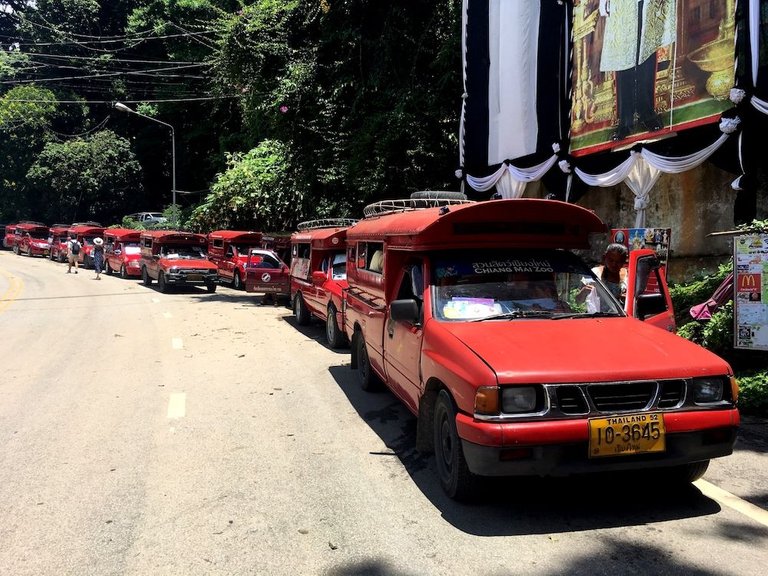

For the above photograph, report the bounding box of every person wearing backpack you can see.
[67,234,81,274]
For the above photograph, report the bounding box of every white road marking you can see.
[171,337,183,349]
[695,479,768,528]
[167,393,186,419]
[163,311,172,318]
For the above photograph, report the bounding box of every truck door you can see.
[625,249,676,332]
[383,261,424,414]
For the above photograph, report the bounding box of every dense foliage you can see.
[0,0,462,228]
[671,222,768,415]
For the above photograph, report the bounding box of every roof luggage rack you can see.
[363,192,473,218]
[297,218,359,231]
[71,221,102,227]
[18,220,47,226]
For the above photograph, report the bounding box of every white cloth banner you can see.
[575,132,730,226]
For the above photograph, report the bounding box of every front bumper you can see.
[166,271,218,285]
[456,409,739,477]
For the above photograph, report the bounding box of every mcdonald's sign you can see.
[737,273,760,293]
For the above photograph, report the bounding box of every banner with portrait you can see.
[570,0,738,157]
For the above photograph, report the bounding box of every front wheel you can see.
[120,265,127,279]
[434,390,475,501]
[233,271,242,290]
[663,460,710,484]
[157,271,168,293]
[206,282,217,293]
[105,261,113,275]
[325,306,345,349]
[356,334,381,392]
[142,267,152,286]
[294,293,310,325]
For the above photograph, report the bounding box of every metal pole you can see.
[171,126,176,207]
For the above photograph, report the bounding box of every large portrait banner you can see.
[570,0,737,157]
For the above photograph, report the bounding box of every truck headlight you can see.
[692,377,724,404]
[501,386,540,413]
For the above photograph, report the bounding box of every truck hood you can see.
[439,317,730,383]
[159,258,217,270]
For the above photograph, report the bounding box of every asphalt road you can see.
[1,250,767,576]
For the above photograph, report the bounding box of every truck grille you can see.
[657,379,685,408]
[556,386,588,414]
[586,381,655,412]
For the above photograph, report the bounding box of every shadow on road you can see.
[328,364,726,537]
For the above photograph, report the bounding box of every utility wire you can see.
[3,95,241,104]
[0,62,210,84]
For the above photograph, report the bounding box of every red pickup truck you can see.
[48,224,72,262]
[104,228,142,278]
[290,219,357,348]
[69,223,105,268]
[14,222,50,257]
[2,224,16,250]
[139,230,219,293]
[244,248,290,301]
[342,197,739,500]
[207,230,264,290]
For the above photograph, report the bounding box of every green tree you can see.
[26,129,143,223]
[187,139,304,232]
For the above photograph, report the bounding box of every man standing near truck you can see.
[66,234,80,274]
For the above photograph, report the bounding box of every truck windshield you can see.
[162,245,205,259]
[431,250,624,321]
[331,252,347,280]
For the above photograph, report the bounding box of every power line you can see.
[0,62,210,84]
[3,95,241,104]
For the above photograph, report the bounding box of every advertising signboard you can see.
[734,234,768,351]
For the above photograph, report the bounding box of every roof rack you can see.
[18,220,47,226]
[363,198,474,218]
[71,221,103,227]
[297,218,359,231]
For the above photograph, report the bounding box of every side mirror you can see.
[635,293,668,320]
[114,249,122,256]
[390,299,420,324]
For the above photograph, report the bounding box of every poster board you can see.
[611,228,671,265]
[734,234,768,351]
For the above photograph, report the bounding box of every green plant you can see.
[737,371,768,414]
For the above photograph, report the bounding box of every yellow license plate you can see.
[186,274,202,281]
[588,413,666,458]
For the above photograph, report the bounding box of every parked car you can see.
[139,230,218,293]
[207,230,264,290]
[68,224,105,268]
[104,228,142,278]
[48,224,72,262]
[126,212,167,225]
[14,222,49,257]
[2,224,16,250]
[244,248,290,300]
[290,219,357,348]
[342,197,738,500]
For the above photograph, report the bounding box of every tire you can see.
[233,271,242,290]
[142,267,152,286]
[664,460,710,484]
[410,191,467,200]
[13,245,19,255]
[356,334,381,392]
[59,252,66,263]
[294,293,310,326]
[325,306,344,349]
[157,271,168,293]
[206,282,217,293]
[434,390,475,500]
[105,261,113,275]
[120,265,127,279]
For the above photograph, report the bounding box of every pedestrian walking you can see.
[93,237,105,280]
[66,235,81,274]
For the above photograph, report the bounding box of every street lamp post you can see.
[114,102,176,207]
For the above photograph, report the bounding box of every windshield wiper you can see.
[471,309,554,322]
[551,311,622,320]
